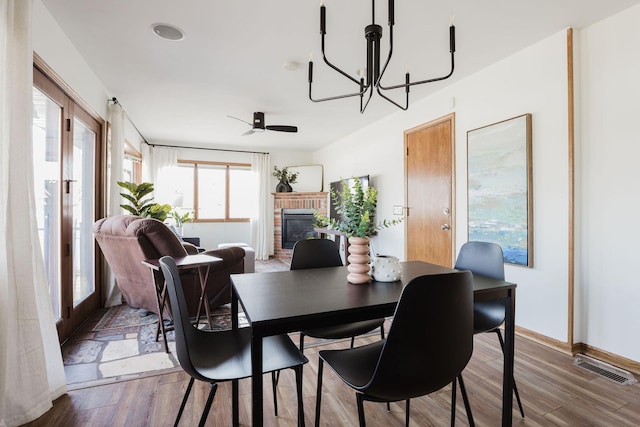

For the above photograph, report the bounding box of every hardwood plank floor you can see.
[23,332,640,426]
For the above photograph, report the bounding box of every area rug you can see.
[92,304,158,331]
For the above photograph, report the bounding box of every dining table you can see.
[231,260,517,427]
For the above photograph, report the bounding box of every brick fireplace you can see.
[273,192,328,259]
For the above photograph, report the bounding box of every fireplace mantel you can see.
[273,192,328,259]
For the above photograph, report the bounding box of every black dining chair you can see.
[158,256,308,427]
[290,238,386,352]
[314,271,475,427]
[455,241,525,418]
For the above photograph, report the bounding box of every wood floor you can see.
[23,331,640,426]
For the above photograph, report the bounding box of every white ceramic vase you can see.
[371,255,402,282]
[347,236,371,284]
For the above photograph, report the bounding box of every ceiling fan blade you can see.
[266,125,298,133]
[227,115,252,126]
[242,129,255,136]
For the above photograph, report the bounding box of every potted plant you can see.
[170,209,194,236]
[117,181,172,222]
[315,178,402,284]
[272,166,299,192]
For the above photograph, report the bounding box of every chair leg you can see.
[356,393,367,427]
[350,336,355,348]
[315,359,324,427]
[405,399,410,427]
[232,379,239,427]
[174,377,195,427]
[198,382,218,427]
[295,365,305,427]
[457,375,475,427]
[300,333,306,354]
[380,324,385,340]
[451,378,457,427]
[495,329,525,418]
[272,371,279,416]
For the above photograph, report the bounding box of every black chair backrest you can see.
[290,239,343,270]
[159,256,206,382]
[364,271,474,401]
[454,241,505,281]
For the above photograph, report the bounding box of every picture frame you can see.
[467,114,533,267]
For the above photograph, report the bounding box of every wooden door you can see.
[404,114,455,267]
[33,66,103,342]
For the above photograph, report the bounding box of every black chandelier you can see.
[308,0,456,113]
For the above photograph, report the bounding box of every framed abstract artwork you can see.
[467,114,533,267]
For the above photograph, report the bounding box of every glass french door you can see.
[32,66,102,342]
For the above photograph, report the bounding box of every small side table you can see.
[142,253,223,352]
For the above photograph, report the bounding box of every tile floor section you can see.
[62,258,291,389]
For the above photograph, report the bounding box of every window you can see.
[123,142,142,183]
[175,161,253,222]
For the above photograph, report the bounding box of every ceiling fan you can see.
[228,112,298,136]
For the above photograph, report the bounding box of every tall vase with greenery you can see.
[272,166,299,192]
[315,178,402,284]
[117,181,172,222]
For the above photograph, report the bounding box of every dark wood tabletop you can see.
[231,260,518,427]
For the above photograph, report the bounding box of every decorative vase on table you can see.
[347,236,371,284]
[275,180,292,193]
[371,255,402,282]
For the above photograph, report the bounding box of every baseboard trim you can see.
[516,326,640,375]
[573,343,640,375]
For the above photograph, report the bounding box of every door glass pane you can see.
[72,118,96,305]
[197,165,226,218]
[32,87,62,320]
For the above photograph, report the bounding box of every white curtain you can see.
[0,1,67,426]
[250,153,273,260]
[140,140,152,183]
[103,102,125,307]
[151,145,178,205]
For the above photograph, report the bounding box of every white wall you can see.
[578,4,640,362]
[33,1,108,119]
[314,30,571,342]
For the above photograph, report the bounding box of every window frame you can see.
[178,159,252,223]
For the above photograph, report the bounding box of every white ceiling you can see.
[41,0,640,152]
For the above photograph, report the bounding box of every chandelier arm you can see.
[309,81,370,103]
[320,16,361,86]
[376,85,409,111]
[378,52,455,91]
[360,85,376,113]
[375,8,395,89]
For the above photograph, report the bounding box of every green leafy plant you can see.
[117,181,172,221]
[272,166,299,184]
[171,210,194,227]
[315,178,402,238]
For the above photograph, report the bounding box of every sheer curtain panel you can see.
[0,1,67,426]
[151,145,178,205]
[103,101,125,307]
[250,153,273,260]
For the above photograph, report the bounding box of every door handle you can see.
[441,224,450,230]
[64,179,77,194]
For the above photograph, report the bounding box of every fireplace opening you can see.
[282,209,317,249]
